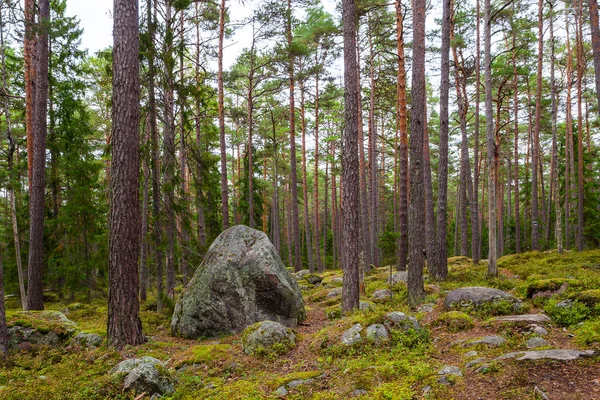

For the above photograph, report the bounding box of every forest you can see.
[0,0,600,398]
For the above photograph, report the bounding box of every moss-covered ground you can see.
[1,250,600,399]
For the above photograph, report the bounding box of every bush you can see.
[543,299,590,327]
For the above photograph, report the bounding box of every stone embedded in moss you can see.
[110,356,174,396]
[434,311,475,333]
[444,286,522,315]
[304,274,323,286]
[526,278,580,298]
[365,324,390,344]
[6,311,80,349]
[241,320,296,356]
[571,290,600,307]
[384,312,420,332]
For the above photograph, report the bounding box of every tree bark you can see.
[575,0,584,251]
[531,0,543,251]
[432,0,451,279]
[314,68,323,272]
[0,254,7,357]
[218,0,229,230]
[108,0,145,348]
[550,0,563,253]
[485,0,497,276]
[589,0,600,109]
[27,0,50,311]
[341,0,360,313]
[473,0,482,264]
[395,0,409,272]
[24,0,36,192]
[300,83,314,271]
[408,0,427,305]
[368,26,378,267]
[512,11,521,254]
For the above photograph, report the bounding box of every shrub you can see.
[543,299,590,327]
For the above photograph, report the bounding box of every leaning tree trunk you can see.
[27,0,50,311]
[107,0,145,348]
[408,0,427,306]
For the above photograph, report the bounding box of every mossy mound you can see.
[433,311,474,333]
[170,343,233,368]
[448,256,472,266]
[526,278,581,298]
[7,310,79,338]
[241,321,296,357]
[570,289,600,307]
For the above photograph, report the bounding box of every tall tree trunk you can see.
[432,0,451,278]
[24,0,36,192]
[140,122,150,302]
[368,27,378,267]
[395,0,409,271]
[357,37,370,275]
[565,17,574,249]
[247,84,255,228]
[531,0,543,251]
[323,143,328,266]
[314,68,323,272]
[148,0,164,312]
[287,0,301,271]
[408,0,427,305]
[179,10,189,286]
[108,0,145,348]
[550,0,563,253]
[512,13,521,254]
[0,254,7,357]
[485,0,497,276]
[218,0,229,230]
[473,0,481,264]
[163,0,176,300]
[575,0,584,251]
[27,0,50,311]
[300,83,314,271]
[341,0,360,313]
[1,9,26,309]
[424,118,436,265]
[195,1,206,249]
[589,0,600,109]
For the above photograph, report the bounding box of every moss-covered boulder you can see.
[171,225,305,338]
[526,278,580,298]
[7,311,79,349]
[571,290,600,307]
[241,320,296,356]
[434,311,475,333]
[110,356,174,396]
[444,286,522,314]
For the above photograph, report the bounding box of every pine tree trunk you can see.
[575,0,585,251]
[218,0,229,230]
[408,0,427,305]
[512,17,521,254]
[314,69,323,272]
[368,27,378,268]
[589,0,600,112]
[24,0,36,192]
[395,0,409,272]
[531,0,543,251]
[473,0,482,264]
[0,254,7,357]
[300,84,314,271]
[108,0,145,348]
[148,0,164,312]
[27,0,50,311]
[357,38,370,274]
[140,122,150,302]
[195,2,206,249]
[485,0,497,276]
[341,0,360,313]
[424,120,436,266]
[550,0,563,253]
[179,10,189,286]
[433,0,451,278]
[565,17,574,249]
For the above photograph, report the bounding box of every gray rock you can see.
[530,324,548,336]
[241,320,296,355]
[497,350,594,361]
[526,337,550,349]
[327,288,342,298]
[422,385,432,395]
[287,378,314,388]
[365,324,390,344]
[352,388,368,396]
[8,326,60,348]
[274,386,289,397]
[111,357,174,396]
[467,335,506,348]
[438,365,463,377]
[444,286,521,310]
[488,314,551,324]
[295,270,311,280]
[70,332,103,348]
[437,376,452,385]
[341,324,363,346]
[384,311,420,331]
[359,301,374,311]
[372,289,393,301]
[331,277,343,285]
[474,364,492,373]
[416,303,435,313]
[556,300,574,309]
[171,225,305,338]
[305,274,323,285]
[466,358,486,368]
[464,350,478,358]
[387,271,408,285]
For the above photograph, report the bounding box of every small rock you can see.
[529,324,548,335]
[556,299,574,309]
[488,314,551,324]
[438,365,463,377]
[422,385,432,395]
[111,356,174,396]
[295,270,311,280]
[387,271,408,285]
[359,301,374,311]
[466,358,486,368]
[305,274,323,285]
[70,332,103,348]
[467,335,506,348]
[384,311,420,331]
[327,288,342,298]
[331,277,343,285]
[437,376,453,385]
[242,321,296,356]
[417,303,435,313]
[496,349,595,361]
[341,324,363,346]
[465,350,478,358]
[274,385,289,397]
[39,375,47,380]
[474,363,491,373]
[526,337,549,349]
[365,324,390,344]
[352,388,368,396]
[287,378,314,388]
[372,289,393,301]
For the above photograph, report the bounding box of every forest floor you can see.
[2,250,600,399]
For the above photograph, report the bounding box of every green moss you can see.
[574,318,600,347]
[571,290,600,307]
[267,370,322,389]
[543,299,590,327]
[434,311,474,333]
[525,278,581,298]
[325,305,341,320]
[171,344,232,368]
[6,311,78,339]
[308,290,329,303]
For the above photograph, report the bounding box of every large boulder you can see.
[444,286,521,310]
[171,225,305,338]
[7,311,79,350]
